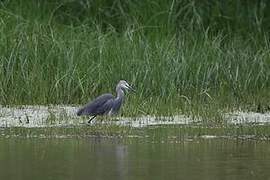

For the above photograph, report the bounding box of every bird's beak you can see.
[127,84,135,92]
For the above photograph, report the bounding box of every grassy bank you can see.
[0,1,270,118]
[1,124,270,141]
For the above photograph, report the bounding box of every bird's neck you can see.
[116,88,125,100]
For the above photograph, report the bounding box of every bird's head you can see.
[118,80,135,92]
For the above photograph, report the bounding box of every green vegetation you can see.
[0,1,269,117]
[1,124,270,140]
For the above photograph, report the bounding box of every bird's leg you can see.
[88,115,97,124]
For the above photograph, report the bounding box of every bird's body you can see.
[77,80,133,123]
[76,93,114,116]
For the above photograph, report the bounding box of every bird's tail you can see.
[76,108,84,116]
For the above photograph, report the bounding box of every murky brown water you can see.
[0,138,270,180]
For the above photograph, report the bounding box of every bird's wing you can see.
[95,98,114,115]
[77,94,114,116]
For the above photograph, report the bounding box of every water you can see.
[0,138,270,180]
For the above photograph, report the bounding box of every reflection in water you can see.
[0,138,270,180]
[115,145,128,180]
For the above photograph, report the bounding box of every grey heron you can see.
[77,80,134,123]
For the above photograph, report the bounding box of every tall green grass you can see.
[0,0,270,116]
